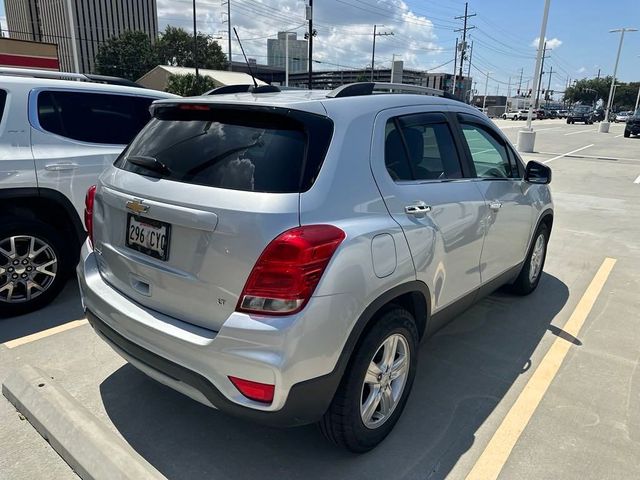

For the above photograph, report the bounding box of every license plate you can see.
[126,214,171,261]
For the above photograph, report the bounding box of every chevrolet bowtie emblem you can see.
[125,199,149,215]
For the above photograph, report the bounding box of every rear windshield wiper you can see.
[127,156,172,176]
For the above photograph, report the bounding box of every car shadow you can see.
[0,278,85,344]
[100,273,568,480]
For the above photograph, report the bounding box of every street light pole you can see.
[371,24,377,82]
[193,0,199,80]
[601,27,637,132]
[285,32,289,87]
[518,0,551,153]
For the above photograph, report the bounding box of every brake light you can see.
[229,376,275,403]
[84,185,97,247]
[237,225,346,315]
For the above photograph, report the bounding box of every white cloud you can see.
[530,37,562,50]
[0,15,7,36]
[577,66,586,73]
[157,0,443,70]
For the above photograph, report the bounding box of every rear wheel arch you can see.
[0,188,86,249]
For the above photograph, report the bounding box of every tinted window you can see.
[116,106,333,193]
[37,91,155,144]
[460,123,514,179]
[385,114,462,181]
[0,90,6,124]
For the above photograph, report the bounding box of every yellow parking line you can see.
[3,319,88,349]
[465,257,616,480]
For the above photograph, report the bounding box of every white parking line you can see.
[615,134,624,138]
[3,319,88,349]
[634,174,640,184]
[542,144,594,164]
[564,129,595,136]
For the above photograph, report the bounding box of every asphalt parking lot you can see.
[1,118,639,480]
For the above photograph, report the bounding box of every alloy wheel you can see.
[0,236,58,303]
[528,234,545,284]
[360,333,410,429]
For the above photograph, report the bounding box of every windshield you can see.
[573,106,591,113]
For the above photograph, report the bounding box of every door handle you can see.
[45,162,79,171]
[405,202,432,216]
[489,201,503,211]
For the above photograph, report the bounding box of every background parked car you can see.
[591,109,605,122]
[614,111,633,123]
[501,110,519,120]
[566,106,594,124]
[624,109,640,137]
[0,67,178,316]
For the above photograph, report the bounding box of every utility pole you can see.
[465,40,474,102]
[518,67,523,94]
[65,0,80,73]
[452,37,458,95]
[455,2,476,99]
[193,0,199,80]
[635,55,640,111]
[505,76,511,114]
[534,41,548,109]
[597,68,600,79]
[482,71,491,111]
[227,1,232,70]
[545,66,553,107]
[307,0,314,90]
[370,25,393,81]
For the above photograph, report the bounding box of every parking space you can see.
[2,120,640,479]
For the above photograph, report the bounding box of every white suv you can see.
[78,82,553,452]
[0,68,177,316]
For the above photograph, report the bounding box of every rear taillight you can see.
[237,225,346,315]
[84,185,97,247]
[228,376,275,403]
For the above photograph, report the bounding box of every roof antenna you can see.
[233,27,280,94]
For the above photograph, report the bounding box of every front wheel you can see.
[510,224,549,295]
[624,129,631,138]
[0,218,72,318]
[320,307,418,452]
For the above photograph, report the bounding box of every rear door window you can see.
[385,112,463,182]
[116,106,334,193]
[37,91,156,145]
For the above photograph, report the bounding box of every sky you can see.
[1,0,639,96]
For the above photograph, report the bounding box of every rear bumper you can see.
[77,242,350,427]
[86,310,339,427]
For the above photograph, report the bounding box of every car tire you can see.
[510,223,549,296]
[624,129,630,138]
[0,217,72,318]
[566,119,571,124]
[319,306,419,453]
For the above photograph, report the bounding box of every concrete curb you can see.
[2,364,166,480]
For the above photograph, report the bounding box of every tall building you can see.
[4,0,158,73]
[267,31,308,74]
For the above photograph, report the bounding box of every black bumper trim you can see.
[87,310,340,427]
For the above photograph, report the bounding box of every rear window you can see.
[115,105,334,193]
[0,89,6,124]
[37,90,156,145]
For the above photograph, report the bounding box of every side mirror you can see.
[524,161,552,184]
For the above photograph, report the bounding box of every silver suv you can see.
[0,68,176,316]
[78,83,553,452]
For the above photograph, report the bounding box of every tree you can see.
[564,77,640,110]
[95,30,157,81]
[156,26,227,70]
[165,73,217,96]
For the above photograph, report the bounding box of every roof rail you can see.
[206,84,281,95]
[0,67,144,88]
[326,82,457,100]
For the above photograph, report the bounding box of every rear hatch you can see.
[93,101,333,331]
